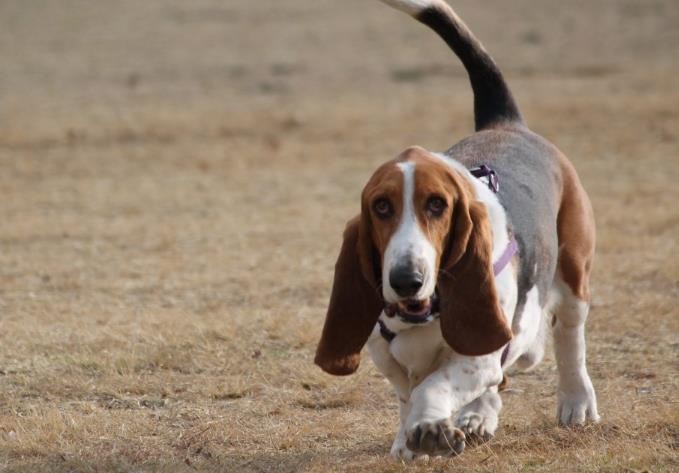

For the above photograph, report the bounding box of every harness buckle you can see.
[469,164,499,193]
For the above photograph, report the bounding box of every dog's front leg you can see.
[390,399,416,459]
[367,333,418,460]
[404,352,503,457]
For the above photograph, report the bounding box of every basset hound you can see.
[315,0,600,459]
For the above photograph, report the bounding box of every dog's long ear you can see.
[438,199,512,356]
[314,214,382,375]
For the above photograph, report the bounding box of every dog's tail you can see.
[378,0,523,131]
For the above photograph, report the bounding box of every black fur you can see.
[414,3,559,319]
[416,6,522,131]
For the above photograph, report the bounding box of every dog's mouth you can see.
[400,299,432,316]
[384,294,439,322]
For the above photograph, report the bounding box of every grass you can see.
[1,0,678,471]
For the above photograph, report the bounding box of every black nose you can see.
[389,267,424,297]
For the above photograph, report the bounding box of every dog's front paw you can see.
[455,410,497,445]
[390,439,417,460]
[405,418,465,457]
[454,392,500,445]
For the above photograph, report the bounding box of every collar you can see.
[377,319,396,342]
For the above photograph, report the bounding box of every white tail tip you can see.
[378,0,443,16]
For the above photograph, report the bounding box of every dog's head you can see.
[315,147,512,375]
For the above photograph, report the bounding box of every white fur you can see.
[368,152,520,459]
[378,0,444,16]
[501,285,542,368]
[548,274,600,424]
[368,151,598,459]
[382,162,438,303]
[455,388,502,438]
[368,320,506,459]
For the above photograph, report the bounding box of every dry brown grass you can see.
[1,0,678,471]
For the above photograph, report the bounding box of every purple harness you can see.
[378,164,517,364]
[493,238,519,276]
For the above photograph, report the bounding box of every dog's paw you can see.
[390,440,417,460]
[454,390,501,445]
[405,418,465,457]
[557,375,599,425]
[455,410,497,445]
[557,395,599,426]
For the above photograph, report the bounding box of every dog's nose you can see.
[389,267,424,297]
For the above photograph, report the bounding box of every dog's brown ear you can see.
[438,200,512,356]
[314,214,382,375]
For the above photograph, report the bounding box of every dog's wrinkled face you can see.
[362,147,464,318]
[315,145,511,374]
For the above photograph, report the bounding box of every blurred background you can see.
[0,1,677,471]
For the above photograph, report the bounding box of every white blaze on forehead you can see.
[398,161,415,223]
[382,161,438,303]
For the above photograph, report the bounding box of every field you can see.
[1,0,678,471]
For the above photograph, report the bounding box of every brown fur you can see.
[438,199,513,355]
[555,153,596,301]
[315,147,513,375]
[314,217,383,375]
[360,161,405,266]
[498,375,510,392]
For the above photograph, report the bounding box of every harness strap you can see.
[493,238,519,276]
[469,164,499,193]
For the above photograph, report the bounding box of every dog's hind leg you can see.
[550,275,599,425]
[550,168,599,425]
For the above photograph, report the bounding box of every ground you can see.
[0,0,677,471]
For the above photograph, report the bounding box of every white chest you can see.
[388,321,446,381]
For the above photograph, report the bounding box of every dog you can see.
[315,0,599,459]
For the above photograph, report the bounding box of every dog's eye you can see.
[426,197,446,217]
[373,199,393,219]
